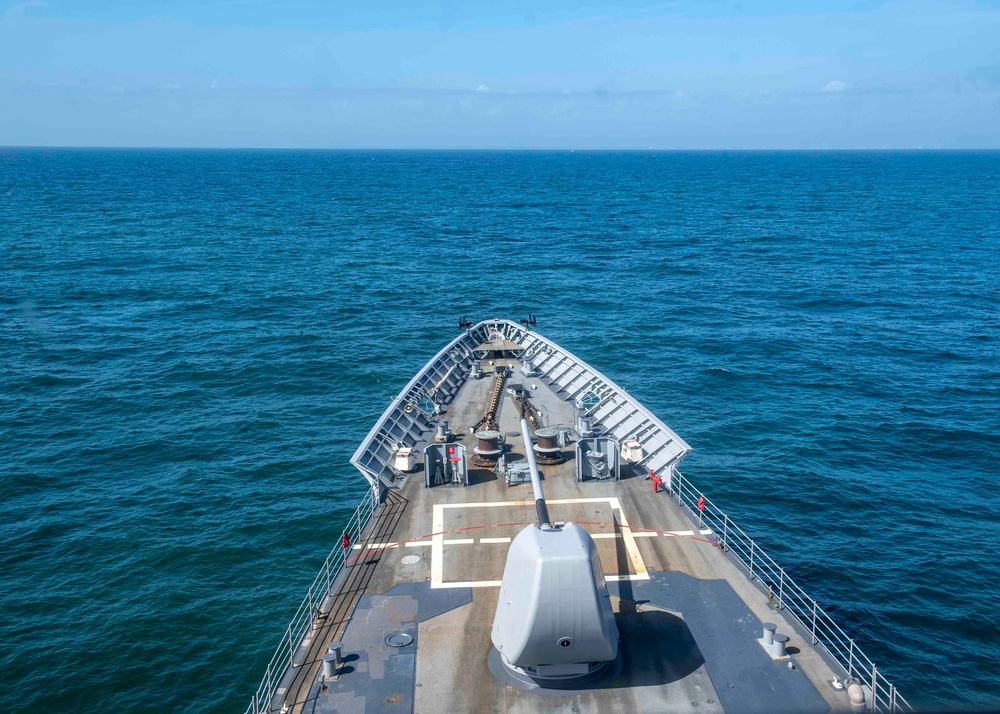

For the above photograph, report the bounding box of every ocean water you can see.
[2,149,998,713]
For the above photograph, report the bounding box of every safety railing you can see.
[673,470,913,713]
[244,484,381,714]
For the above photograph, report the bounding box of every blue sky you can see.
[1,0,998,148]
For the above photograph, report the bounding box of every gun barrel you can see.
[520,418,550,527]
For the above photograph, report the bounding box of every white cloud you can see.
[476,84,489,92]
[823,79,851,93]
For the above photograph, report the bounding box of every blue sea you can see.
[2,149,998,712]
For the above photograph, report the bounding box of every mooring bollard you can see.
[762,622,776,646]
[322,653,339,678]
[772,634,789,658]
[327,640,343,667]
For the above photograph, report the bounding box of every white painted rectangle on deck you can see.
[431,496,651,589]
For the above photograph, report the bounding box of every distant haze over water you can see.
[1,149,998,712]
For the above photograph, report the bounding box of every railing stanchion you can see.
[722,514,729,551]
[749,540,756,580]
[778,568,784,610]
[872,664,878,711]
[848,638,854,678]
[811,600,818,645]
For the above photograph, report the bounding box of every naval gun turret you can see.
[490,419,620,688]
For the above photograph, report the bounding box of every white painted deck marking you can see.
[358,529,710,552]
[605,574,651,582]
[611,496,648,581]
[431,504,445,587]
[434,580,503,589]
[430,497,653,589]
[347,538,475,548]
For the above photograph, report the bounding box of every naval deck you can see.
[246,320,910,714]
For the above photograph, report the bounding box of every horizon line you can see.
[4,145,1000,152]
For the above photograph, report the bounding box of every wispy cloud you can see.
[971,64,1000,87]
[2,0,46,21]
[822,79,851,93]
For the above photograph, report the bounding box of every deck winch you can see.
[532,427,566,465]
[472,429,504,467]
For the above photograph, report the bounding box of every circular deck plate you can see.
[385,633,414,648]
[400,555,420,565]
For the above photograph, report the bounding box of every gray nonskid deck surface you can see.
[314,583,472,714]
[321,574,828,714]
[609,571,831,714]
